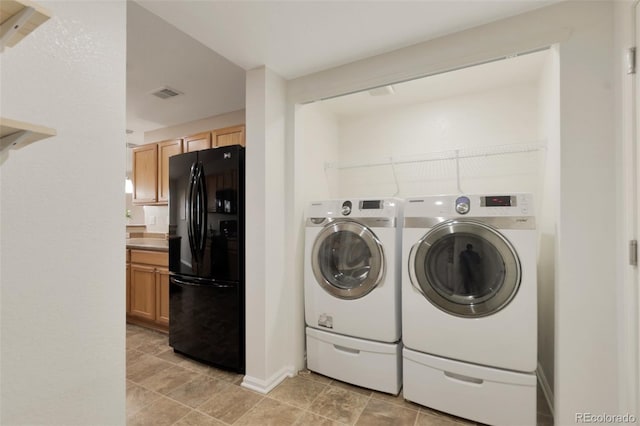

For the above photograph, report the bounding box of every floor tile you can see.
[166,375,229,408]
[370,390,421,411]
[126,381,160,417]
[198,383,264,423]
[355,398,418,426]
[293,411,345,426]
[126,395,190,426]
[268,375,328,409]
[308,386,370,425]
[416,411,475,426]
[298,370,333,384]
[126,354,172,383]
[206,366,245,384]
[329,379,373,397]
[234,397,304,426]
[126,349,146,366]
[173,410,226,426]
[138,364,200,395]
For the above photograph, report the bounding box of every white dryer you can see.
[401,194,537,426]
[304,198,402,394]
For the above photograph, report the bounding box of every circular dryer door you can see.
[409,220,521,317]
[311,221,385,300]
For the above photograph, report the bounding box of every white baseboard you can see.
[537,362,554,417]
[241,365,296,394]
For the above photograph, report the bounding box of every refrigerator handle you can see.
[195,162,208,256]
[186,162,197,259]
[170,276,236,289]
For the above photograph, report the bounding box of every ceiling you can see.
[127,0,559,138]
[318,49,549,119]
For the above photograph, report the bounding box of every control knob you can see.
[455,196,470,215]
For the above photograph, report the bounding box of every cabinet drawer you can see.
[130,250,168,267]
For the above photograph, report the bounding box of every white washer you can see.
[401,194,537,425]
[304,198,402,394]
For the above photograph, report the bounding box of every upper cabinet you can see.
[132,124,244,205]
[157,139,182,203]
[214,125,245,148]
[185,132,211,152]
[132,144,158,204]
[133,138,183,205]
[185,125,246,152]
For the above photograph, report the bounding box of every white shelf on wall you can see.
[324,142,546,196]
[325,143,545,170]
[0,0,51,52]
[0,117,56,155]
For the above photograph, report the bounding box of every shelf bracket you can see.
[0,129,30,154]
[0,6,36,52]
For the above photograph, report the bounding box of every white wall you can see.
[0,1,126,424]
[287,2,621,423]
[614,1,639,419]
[243,66,295,393]
[332,82,542,198]
[295,103,340,200]
[536,46,560,410]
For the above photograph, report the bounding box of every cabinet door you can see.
[126,262,131,315]
[213,125,245,147]
[130,264,156,321]
[185,132,211,152]
[132,144,158,204]
[156,268,170,327]
[157,139,183,203]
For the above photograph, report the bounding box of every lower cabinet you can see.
[127,249,169,332]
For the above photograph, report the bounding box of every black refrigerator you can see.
[168,145,245,373]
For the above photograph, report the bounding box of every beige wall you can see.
[144,109,245,143]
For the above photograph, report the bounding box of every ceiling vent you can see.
[150,86,183,99]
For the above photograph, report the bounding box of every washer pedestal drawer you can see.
[403,348,536,426]
[306,327,401,395]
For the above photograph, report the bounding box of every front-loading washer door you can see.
[409,220,521,318]
[311,220,385,300]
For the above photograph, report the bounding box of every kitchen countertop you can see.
[126,238,168,252]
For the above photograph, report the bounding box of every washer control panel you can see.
[307,198,402,219]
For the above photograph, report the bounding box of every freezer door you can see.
[168,275,244,373]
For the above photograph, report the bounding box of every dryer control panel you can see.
[405,193,533,218]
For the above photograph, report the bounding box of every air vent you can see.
[151,86,183,99]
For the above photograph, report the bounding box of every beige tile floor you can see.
[127,324,554,426]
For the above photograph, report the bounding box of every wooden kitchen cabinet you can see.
[132,139,182,205]
[156,268,170,327]
[158,138,182,203]
[126,249,131,314]
[132,144,158,204]
[213,125,245,147]
[127,249,169,332]
[184,132,211,152]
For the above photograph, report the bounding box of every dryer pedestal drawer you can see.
[403,348,536,426]
[306,327,401,395]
